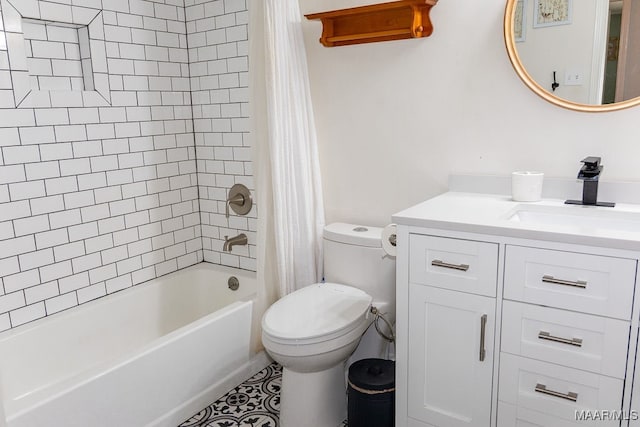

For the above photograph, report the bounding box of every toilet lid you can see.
[262,283,372,341]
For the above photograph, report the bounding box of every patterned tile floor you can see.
[178,363,348,427]
[178,364,282,427]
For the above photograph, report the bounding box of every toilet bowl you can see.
[262,283,373,426]
[261,223,396,427]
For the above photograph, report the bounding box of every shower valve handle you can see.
[225,193,245,218]
[225,184,253,218]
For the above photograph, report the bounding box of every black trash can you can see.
[347,358,395,427]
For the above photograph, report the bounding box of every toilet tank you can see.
[323,223,396,319]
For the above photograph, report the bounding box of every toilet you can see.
[261,223,395,427]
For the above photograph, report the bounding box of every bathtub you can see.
[0,263,268,427]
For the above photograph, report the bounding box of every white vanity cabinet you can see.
[398,232,499,426]
[394,192,640,427]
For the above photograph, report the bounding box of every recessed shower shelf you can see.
[304,0,438,47]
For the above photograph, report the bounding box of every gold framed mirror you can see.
[504,0,640,112]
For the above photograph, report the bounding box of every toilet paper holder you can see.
[381,224,397,257]
[388,234,396,247]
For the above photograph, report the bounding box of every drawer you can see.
[409,234,498,297]
[498,401,582,426]
[504,245,637,319]
[499,353,623,426]
[501,301,630,378]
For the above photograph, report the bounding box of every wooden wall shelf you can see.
[305,0,437,47]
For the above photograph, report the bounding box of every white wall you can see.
[299,0,640,227]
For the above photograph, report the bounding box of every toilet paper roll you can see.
[381,224,397,257]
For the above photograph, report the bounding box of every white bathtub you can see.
[0,263,268,427]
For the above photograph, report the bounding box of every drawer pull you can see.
[538,331,583,347]
[479,314,487,362]
[535,383,578,402]
[542,275,587,289]
[432,259,469,272]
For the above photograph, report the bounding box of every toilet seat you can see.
[262,283,372,346]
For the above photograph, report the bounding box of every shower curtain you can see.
[249,0,325,349]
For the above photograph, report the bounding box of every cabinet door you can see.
[408,285,495,427]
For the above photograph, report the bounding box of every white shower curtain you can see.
[250,0,325,311]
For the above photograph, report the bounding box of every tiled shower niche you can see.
[23,19,93,92]
[1,0,111,107]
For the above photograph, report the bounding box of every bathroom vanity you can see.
[393,178,640,426]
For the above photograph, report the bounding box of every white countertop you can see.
[392,191,640,252]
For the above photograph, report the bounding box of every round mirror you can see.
[504,0,640,112]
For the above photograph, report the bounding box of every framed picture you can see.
[533,0,572,28]
[514,0,526,42]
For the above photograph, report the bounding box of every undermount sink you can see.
[507,205,640,233]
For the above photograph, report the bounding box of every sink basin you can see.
[508,205,640,233]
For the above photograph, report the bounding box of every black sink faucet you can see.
[565,157,615,207]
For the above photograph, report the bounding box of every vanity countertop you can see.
[392,191,640,252]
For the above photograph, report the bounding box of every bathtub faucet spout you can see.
[223,234,248,252]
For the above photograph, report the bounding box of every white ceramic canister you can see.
[511,171,544,202]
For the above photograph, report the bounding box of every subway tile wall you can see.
[0,0,258,332]
[185,0,255,271]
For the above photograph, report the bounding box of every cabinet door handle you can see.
[538,331,583,347]
[535,383,578,402]
[542,275,587,289]
[431,259,469,272]
[479,314,487,362]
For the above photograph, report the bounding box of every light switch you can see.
[564,69,584,86]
